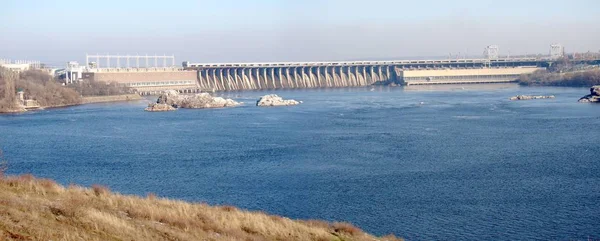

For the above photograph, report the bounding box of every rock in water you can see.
[256,94,301,107]
[509,95,555,101]
[578,85,600,103]
[145,103,177,112]
[179,93,241,108]
[156,90,181,107]
[147,90,241,110]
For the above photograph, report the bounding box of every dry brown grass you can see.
[332,222,363,236]
[0,174,403,241]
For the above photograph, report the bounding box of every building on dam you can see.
[399,67,542,85]
[78,54,200,95]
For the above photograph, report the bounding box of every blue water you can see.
[1,84,599,240]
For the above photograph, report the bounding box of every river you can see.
[1,83,599,240]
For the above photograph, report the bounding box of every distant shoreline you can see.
[1,84,595,115]
[517,69,600,87]
[41,94,145,110]
[82,93,143,104]
[0,94,145,114]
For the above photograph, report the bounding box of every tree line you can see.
[517,59,600,87]
[0,67,131,113]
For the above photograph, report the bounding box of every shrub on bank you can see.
[1,68,135,112]
[0,68,82,110]
[68,79,131,96]
[517,69,600,87]
[17,76,82,107]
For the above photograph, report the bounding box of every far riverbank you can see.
[0,94,144,114]
[82,93,143,104]
[517,68,600,87]
[41,94,145,111]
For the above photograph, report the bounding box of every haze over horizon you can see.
[1,0,599,66]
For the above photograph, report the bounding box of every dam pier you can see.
[190,62,395,91]
[184,57,546,91]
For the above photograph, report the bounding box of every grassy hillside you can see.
[0,173,402,241]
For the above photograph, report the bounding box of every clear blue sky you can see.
[1,0,599,65]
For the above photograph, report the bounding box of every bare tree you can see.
[0,67,20,110]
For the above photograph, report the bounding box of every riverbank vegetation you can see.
[17,69,82,107]
[517,59,600,87]
[517,69,600,87]
[69,79,131,96]
[0,68,20,112]
[1,67,81,112]
[1,67,134,113]
[0,172,402,241]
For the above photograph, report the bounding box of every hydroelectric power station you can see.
[183,57,543,91]
[70,45,600,94]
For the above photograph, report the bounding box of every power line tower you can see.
[484,45,499,60]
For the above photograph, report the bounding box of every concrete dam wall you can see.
[400,67,543,85]
[80,58,555,93]
[83,70,197,84]
[76,57,600,93]
[196,65,397,91]
[82,70,199,94]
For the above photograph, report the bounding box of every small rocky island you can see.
[145,90,241,111]
[509,95,555,101]
[256,94,301,107]
[144,103,177,112]
[578,86,600,103]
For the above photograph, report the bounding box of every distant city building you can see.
[0,59,42,72]
[85,54,176,70]
[550,44,565,59]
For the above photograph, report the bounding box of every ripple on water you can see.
[1,86,599,240]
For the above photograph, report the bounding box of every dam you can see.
[76,52,600,94]
[183,58,544,91]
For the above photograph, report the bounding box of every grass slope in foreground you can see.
[0,174,402,241]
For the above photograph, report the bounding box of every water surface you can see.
[1,84,599,240]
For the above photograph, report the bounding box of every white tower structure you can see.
[85,54,176,70]
[550,44,565,59]
[484,45,499,60]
